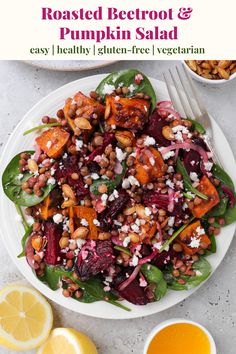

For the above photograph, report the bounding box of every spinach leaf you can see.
[159,217,195,253]
[90,162,126,195]
[185,118,206,134]
[212,164,235,192]
[176,158,208,200]
[2,151,56,206]
[214,200,236,226]
[38,265,131,311]
[17,226,33,258]
[96,69,157,111]
[141,264,167,301]
[23,122,61,136]
[114,245,132,256]
[206,189,228,217]
[164,257,211,291]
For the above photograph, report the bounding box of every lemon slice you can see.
[37,328,98,354]
[0,285,53,350]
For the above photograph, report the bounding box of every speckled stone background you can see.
[0,60,236,354]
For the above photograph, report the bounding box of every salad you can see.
[2,69,236,311]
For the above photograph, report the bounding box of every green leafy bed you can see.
[1,69,236,312]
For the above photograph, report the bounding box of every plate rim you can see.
[0,73,235,319]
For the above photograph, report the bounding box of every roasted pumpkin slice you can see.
[191,176,220,218]
[135,147,165,184]
[36,127,70,158]
[73,206,98,240]
[177,220,211,255]
[64,92,105,132]
[105,95,150,130]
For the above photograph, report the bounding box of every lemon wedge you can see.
[0,284,53,350]
[37,328,98,354]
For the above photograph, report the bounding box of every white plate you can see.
[23,60,117,71]
[0,74,235,319]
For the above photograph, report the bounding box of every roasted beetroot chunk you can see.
[144,110,171,147]
[143,191,169,209]
[99,190,130,231]
[152,246,177,269]
[75,240,115,281]
[54,155,88,197]
[114,271,148,305]
[183,150,201,175]
[44,222,62,265]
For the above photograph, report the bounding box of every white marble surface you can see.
[0,60,236,354]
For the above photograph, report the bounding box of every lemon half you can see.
[37,328,98,354]
[0,285,53,351]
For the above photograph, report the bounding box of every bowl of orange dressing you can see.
[144,319,216,354]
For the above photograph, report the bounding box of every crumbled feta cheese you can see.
[190,160,196,166]
[167,166,174,173]
[183,202,188,210]
[63,153,68,159]
[114,96,120,101]
[139,278,148,287]
[93,219,100,226]
[103,285,111,292]
[115,147,127,162]
[111,124,116,129]
[196,226,205,236]
[121,225,129,233]
[50,167,56,176]
[102,83,115,95]
[168,228,174,235]
[80,218,88,227]
[162,151,175,160]
[189,237,201,248]
[131,224,139,233]
[123,236,131,247]
[190,172,199,182]
[168,216,175,227]
[128,176,140,186]
[166,179,174,189]
[196,270,203,276]
[144,136,156,146]
[204,162,213,171]
[46,141,52,149]
[149,157,155,166]
[91,173,100,180]
[131,255,139,266]
[75,140,83,151]
[114,220,122,227]
[17,173,24,180]
[101,193,108,205]
[47,177,56,185]
[122,178,130,189]
[135,219,141,226]
[144,207,152,217]
[153,242,163,250]
[128,84,136,93]
[53,213,63,224]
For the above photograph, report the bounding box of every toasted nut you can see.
[72,226,89,239]
[136,204,150,220]
[200,62,211,70]
[62,184,76,200]
[74,117,92,130]
[128,232,140,243]
[115,130,134,147]
[98,232,111,240]
[104,103,111,120]
[173,243,183,252]
[162,126,175,141]
[59,236,69,249]
[31,235,43,251]
[218,60,231,69]
[123,206,136,215]
[217,67,230,80]
[61,199,77,208]
[187,60,197,71]
[28,159,38,173]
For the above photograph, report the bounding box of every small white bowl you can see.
[143,318,216,354]
[182,60,236,85]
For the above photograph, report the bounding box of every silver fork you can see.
[163,64,222,166]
